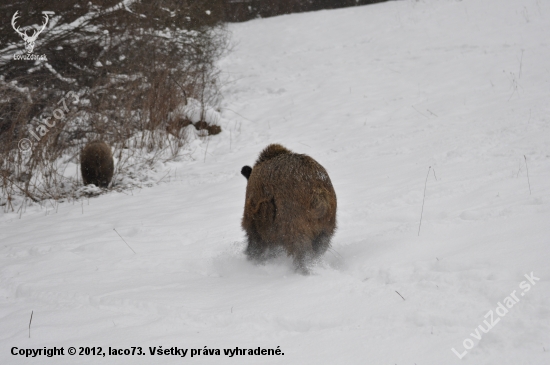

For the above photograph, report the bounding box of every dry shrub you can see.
[0,1,228,209]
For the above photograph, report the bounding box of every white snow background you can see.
[1,0,550,363]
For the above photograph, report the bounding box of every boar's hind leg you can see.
[245,244,263,262]
[311,231,331,258]
[290,241,315,275]
[244,232,266,262]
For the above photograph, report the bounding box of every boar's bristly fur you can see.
[81,141,114,188]
[241,144,337,273]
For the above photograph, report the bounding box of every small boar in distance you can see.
[80,141,114,188]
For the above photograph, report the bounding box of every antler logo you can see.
[12,11,49,54]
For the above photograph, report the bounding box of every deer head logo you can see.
[12,11,49,54]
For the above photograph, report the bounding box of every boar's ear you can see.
[241,165,252,180]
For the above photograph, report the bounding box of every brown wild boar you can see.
[80,141,114,188]
[241,144,337,272]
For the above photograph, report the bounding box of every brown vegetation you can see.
[0,1,228,207]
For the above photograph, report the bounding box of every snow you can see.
[1,0,550,364]
[173,98,222,125]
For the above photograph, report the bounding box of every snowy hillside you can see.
[1,0,550,364]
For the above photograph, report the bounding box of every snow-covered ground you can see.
[1,0,550,363]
